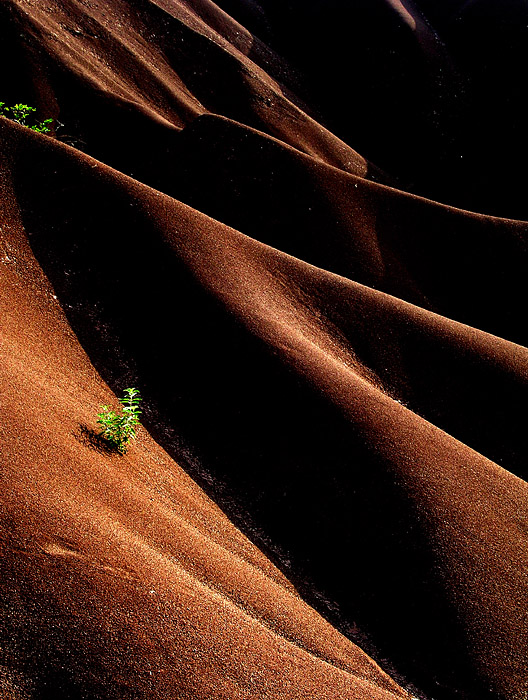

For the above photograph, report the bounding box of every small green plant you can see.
[0,100,53,133]
[97,387,142,454]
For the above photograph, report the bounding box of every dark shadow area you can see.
[76,425,120,457]
[216,0,528,219]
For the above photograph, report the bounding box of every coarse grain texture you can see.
[1,2,528,700]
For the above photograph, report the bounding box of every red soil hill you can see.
[1,2,528,700]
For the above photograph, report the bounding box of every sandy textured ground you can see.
[1,2,528,699]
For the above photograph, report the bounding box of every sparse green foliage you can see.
[32,118,54,133]
[97,388,142,454]
[0,100,53,133]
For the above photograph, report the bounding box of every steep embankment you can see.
[1,2,528,700]
[1,122,410,700]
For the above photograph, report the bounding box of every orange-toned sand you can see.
[1,2,528,699]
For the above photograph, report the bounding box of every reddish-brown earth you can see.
[1,2,528,699]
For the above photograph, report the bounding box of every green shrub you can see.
[97,388,142,454]
[0,100,53,133]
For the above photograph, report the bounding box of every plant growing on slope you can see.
[0,101,53,133]
[97,387,142,454]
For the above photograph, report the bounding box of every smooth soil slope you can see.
[1,2,528,700]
